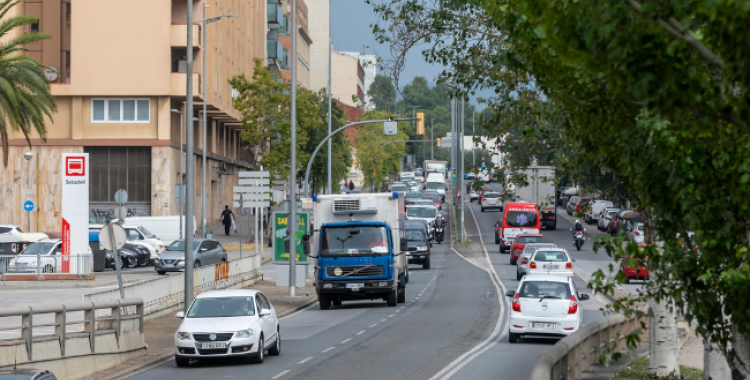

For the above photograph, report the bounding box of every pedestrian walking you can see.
[348,180,355,191]
[221,205,234,236]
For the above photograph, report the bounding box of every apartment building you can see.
[332,50,365,108]
[339,52,377,110]
[304,0,329,92]
[2,0,267,232]
[268,0,312,88]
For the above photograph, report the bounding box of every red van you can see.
[496,203,541,253]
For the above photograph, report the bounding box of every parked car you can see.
[0,225,23,234]
[573,197,591,216]
[90,224,165,259]
[105,242,151,269]
[620,255,649,283]
[121,216,196,246]
[173,289,280,366]
[526,248,575,278]
[516,243,557,280]
[480,192,502,212]
[597,208,620,231]
[505,274,590,343]
[565,196,581,215]
[584,200,615,224]
[403,220,432,269]
[0,369,57,379]
[509,234,547,265]
[154,239,227,275]
[9,239,92,274]
[629,222,645,244]
[608,210,640,236]
[404,191,424,206]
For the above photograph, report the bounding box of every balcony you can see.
[170,72,201,98]
[171,25,202,48]
[267,39,283,63]
[267,2,282,29]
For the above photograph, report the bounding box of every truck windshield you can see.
[321,226,389,256]
[425,182,444,191]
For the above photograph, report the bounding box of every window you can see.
[85,147,152,203]
[279,16,289,35]
[91,99,150,122]
[30,22,39,33]
[66,3,71,19]
[65,51,70,69]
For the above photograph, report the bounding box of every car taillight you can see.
[566,262,573,270]
[529,262,536,269]
[496,227,501,231]
[521,257,528,264]
[568,296,578,314]
[635,231,641,236]
[512,293,521,312]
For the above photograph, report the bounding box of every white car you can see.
[629,222,645,244]
[516,243,557,280]
[91,224,165,259]
[405,181,421,192]
[405,205,439,235]
[585,200,615,224]
[10,239,92,273]
[0,224,23,234]
[505,274,590,343]
[597,209,618,231]
[174,289,280,366]
[526,248,575,277]
[469,189,478,202]
[480,192,502,212]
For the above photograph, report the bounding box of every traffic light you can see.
[416,112,425,135]
[436,138,440,147]
[452,168,456,177]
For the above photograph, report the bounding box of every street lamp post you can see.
[197,9,238,239]
[289,0,298,297]
[185,0,195,312]
[23,151,32,232]
[171,109,185,239]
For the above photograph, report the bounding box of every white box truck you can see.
[424,160,447,180]
[512,166,557,230]
[303,192,408,309]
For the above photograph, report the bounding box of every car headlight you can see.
[177,332,191,340]
[417,246,428,251]
[236,330,253,339]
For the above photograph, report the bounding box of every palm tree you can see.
[0,0,57,167]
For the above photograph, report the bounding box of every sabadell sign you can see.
[61,153,89,273]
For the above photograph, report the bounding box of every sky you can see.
[330,0,491,110]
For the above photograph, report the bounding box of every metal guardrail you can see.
[0,254,92,275]
[531,312,649,380]
[0,298,143,361]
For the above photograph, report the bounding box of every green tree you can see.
[0,0,57,167]
[354,110,410,190]
[368,74,397,112]
[304,90,353,194]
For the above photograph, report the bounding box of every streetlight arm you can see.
[381,139,436,148]
[303,118,418,197]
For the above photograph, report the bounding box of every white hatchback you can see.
[506,274,590,343]
[173,289,280,366]
[526,248,575,277]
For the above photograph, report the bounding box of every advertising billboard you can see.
[61,153,89,273]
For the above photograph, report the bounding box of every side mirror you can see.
[400,237,407,251]
[302,234,310,255]
[260,308,271,317]
[175,311,185,318]
[579,294,590,301]
[505,290,516,297]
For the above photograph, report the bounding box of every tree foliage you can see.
[354,110,410,190]
[0,0,57,167]
[368,74,397,112]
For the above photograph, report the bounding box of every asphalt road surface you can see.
[121,184,612,380]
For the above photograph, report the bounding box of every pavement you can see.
[206,220,270,250]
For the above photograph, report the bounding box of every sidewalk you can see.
[206,220,270,250]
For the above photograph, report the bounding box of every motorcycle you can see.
[571,228,586,251]
[434,220,445,244]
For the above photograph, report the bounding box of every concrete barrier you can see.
[0,298,146,380]
[85,253,262,320]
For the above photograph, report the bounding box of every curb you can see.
[224,244,270,250]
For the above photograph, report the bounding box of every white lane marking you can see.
[396,310,401,313]
[321,347,335,353]
[429,200,509,380]
[298,356,315,364]
[369,323,378,328]
[388,314,395,318]
[272,370,290,379]
[356,330,367,335]
[340,338,353,344]
[280,302,317,320]
[380,318,387,322]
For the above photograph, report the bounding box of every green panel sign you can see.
[272,212,309,264]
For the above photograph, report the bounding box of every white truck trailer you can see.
[512,166,557,230]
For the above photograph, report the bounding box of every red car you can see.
[509,234,547,265]
[477,188,494,203]
[621,255,649,283]
[574,197,591,214]
[422,195,442,211]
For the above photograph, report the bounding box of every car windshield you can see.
[519,281,571,299]
[406,192,422,199]
[0,227,19,233]
[518,236,545,244]
[407,207,436,218]
[525,244,555,253]
[405,229,425,241]
[187,296,256,318]
[321,226,389,257]
[534,251,569,262]
[167,241,200,251]
[426,182,444,190]
[506,212,539,227]
[392,185,407,192]
[137,226,154,238]
[21,242,57,255]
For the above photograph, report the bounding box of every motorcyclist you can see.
[572,219,584,242]
[434,215,445,240]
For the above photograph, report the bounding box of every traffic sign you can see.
[23,200,34,212]
[99,223,127,251]
[114,189,128,204]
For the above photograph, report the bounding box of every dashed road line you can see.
[321,347,335,353]
[356,330,367,335]
[272,370,290,379]
[340,338,352,344]
[298,356,315,364]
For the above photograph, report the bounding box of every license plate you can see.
[199,342,226,349]
[544,264,560,270]
[346,283,364,289]
[531,323,556,330]
[164,264,174,268]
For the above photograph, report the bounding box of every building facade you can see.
[2,0,268,232]
[304,0,329,92]
[331,50,365,108]
[268,0,312,89]
[339,52,377,110]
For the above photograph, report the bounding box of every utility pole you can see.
[326,0,332,194]
[289,0,298,296]
[460,98,465,243]
[201,1,207,239]
[409,106,418,168]
[184,0,196,311]
[430,119,434,160]
[472,112,475,167]
[170,109,184,239]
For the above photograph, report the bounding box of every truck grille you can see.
[333,199,360,212]
[326,265,385,278]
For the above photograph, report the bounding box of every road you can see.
[120,182,620,380]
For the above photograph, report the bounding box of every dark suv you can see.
[403,220,431,269]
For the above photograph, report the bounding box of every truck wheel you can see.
[387,289,397,307]
[422,257,431,270]
[397,287,406,303]
[319,294,331,310]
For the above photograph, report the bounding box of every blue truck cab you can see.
[304,193,407,309]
